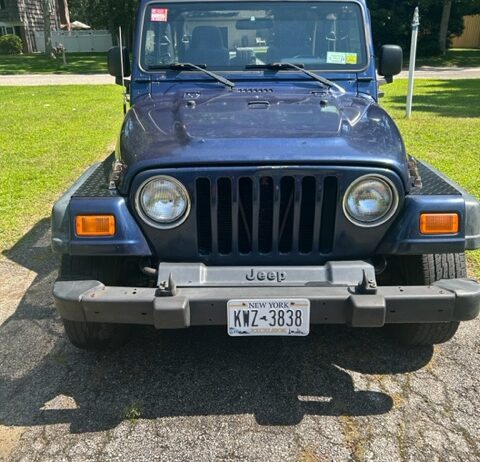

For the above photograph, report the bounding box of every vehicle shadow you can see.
[0,220,433,434]
[387,79,480,118]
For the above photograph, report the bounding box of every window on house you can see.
[0,1,6,10]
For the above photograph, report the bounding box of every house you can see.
[0,0,70,53]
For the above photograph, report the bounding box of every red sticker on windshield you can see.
[151,8,168,22]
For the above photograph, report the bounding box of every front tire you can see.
[59,255,133,350]
[63,319,130,351]
[390,253,466,346]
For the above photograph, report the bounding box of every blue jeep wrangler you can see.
[52,0,480,350]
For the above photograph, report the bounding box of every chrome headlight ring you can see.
[342,174,399,227]
[135,175,191,230]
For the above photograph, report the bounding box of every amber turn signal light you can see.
[420,213,459,235]
[75,215,115,237]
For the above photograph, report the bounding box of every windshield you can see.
[140,1,368,72]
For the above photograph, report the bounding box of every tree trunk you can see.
[42,0,53,56]
[438,0,452,54]
[58,0,72,31]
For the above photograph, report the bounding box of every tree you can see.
[439,0,453,53]
[68,0,139,47]
[42,0,53,56]
[58,0,72,30]
[369,0,480,55]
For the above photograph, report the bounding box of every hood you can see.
[118,86,408,191]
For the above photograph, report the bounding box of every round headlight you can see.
[137,176,190,228]
[343,175,398,227]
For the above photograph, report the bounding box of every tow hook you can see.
[356,270,378,295]
[156,273,177,297]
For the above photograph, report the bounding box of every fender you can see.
[51,161,152,256]
[378,161,480,254]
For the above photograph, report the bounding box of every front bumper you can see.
[53,262,480,329]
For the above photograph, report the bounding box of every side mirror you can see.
[378,45,403,83]
[107,46,131,80]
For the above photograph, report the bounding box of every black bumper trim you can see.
[53,278,480,329]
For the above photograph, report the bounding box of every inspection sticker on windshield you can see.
[151,8,168,22]
[227,299,310,337]
[327,52,358,65]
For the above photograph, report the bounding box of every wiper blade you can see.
[147,62,235,89]
[246,63,344,93]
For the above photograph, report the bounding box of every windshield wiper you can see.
[246,63,344,93]
[147,63,235,89]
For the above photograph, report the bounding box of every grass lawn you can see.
[0,52,108,75]
[0,85,122,250]
[381,78,480,276]
[0,80,478,277]
[416,48,480,68]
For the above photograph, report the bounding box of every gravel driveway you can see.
[0,220,479,462]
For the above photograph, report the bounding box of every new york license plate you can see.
[227,298,310,336]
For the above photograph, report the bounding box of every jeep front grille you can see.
[195,174,338,257]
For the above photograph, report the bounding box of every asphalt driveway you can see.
[0,220,479,461]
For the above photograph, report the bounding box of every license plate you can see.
[227,298,310,336]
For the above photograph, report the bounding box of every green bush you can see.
[0,35,23,55]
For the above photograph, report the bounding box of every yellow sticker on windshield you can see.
[346,53,358,65]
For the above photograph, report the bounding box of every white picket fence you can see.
[34,30,113,53]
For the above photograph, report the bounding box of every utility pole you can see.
[406,7,420,119]
[42,0,53,56]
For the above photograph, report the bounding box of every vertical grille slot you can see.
[238,177,253,254]
[258,176,274,253]
[319,176,338,254]
[217,178,232,254]
[196,178,212,255]
[278,176,295,253]
[195,170,339,260]
[299,176,316,253]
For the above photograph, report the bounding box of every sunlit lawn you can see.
[0,85,122,249]
[0,52,108,75]
[0,79,478,276]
